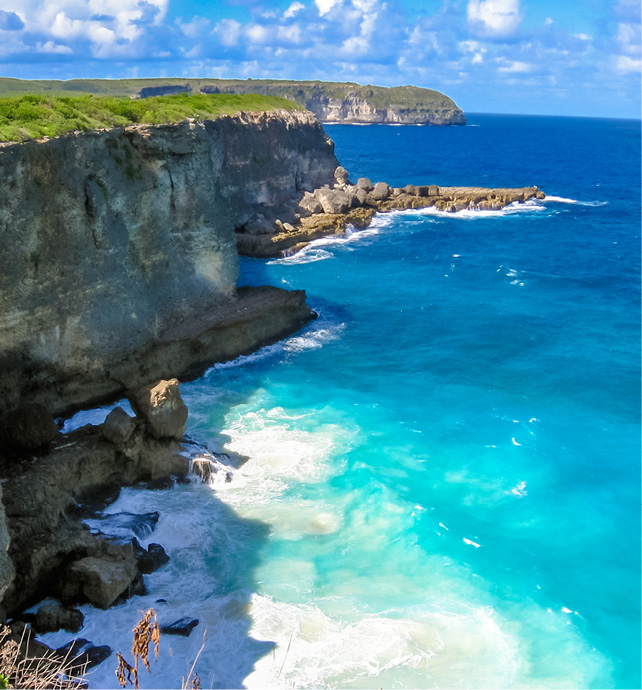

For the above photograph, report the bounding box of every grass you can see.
[0,92,303,143]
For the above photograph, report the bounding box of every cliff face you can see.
[0,109,337,416]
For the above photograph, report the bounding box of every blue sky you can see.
[1,0,640,118]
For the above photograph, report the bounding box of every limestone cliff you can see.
[0,109,337,416]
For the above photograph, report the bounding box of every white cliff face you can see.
[0,110,337,416]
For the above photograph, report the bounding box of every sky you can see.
[0,0,640,118]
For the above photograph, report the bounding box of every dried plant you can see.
[0,624,87,689]
[115,609,160,690]
[181,631,206,690]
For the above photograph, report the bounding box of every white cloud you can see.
[36,39,73,53]
[467,0,522,37]
[615,55,641,73]
[315,0,340,17]
[572,33,591,41]
[497,60,533,73]
[284,2,305,19]
[214,18,242,47]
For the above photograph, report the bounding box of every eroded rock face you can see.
[0,111,334,417]
[2,404,60,451]
[129,379,187,441]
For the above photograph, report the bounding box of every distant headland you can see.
[0,77,466,126]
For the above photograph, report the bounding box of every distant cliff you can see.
[0,109,336,416]
[0,77,466,125]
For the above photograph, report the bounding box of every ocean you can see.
[48,113,641,689]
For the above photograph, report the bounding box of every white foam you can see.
[544,195,607,207]
[414,198,549,220]
[463,538,481,548]
[202,310,344,374]
[61,399,134,433]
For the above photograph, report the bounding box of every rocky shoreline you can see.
[236,166,545,258]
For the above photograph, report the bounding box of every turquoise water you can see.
[49,115,640,689]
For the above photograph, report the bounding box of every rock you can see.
[138,543,170,574]
[356,178,372,191]
[34,603,84,633]
[392,187,403,197]
[354,188,368,206]
[282,222,295,232]
[92,511,160,539]
[334,166,349,186]
[314,188,352,215]
[415,185,429,197]
[4,403,59,451]
[55,638,112,670]
[428,185,440,196]
[0,484,14,603]
[101,407,136,445]
[129,379,188,441]
[404,184,416,195]
[63,554,138,609]
[370,182,390,201]
[243,219,274,234]
[160,617,199,637]
[298,193,323,215]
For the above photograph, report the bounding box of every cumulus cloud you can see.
[467,0,522,37]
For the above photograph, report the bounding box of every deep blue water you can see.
[51,114,640,689]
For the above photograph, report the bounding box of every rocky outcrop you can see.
[0,110,332,418]
[237,168,546,258]
[0,381,192,615]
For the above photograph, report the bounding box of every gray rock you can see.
[129,379,188,441]
[34,603,83,633]
[4,403,59,451]
[404,184,416,195]
[428,185,440,196]
[282,222,295,232]
[64,553,138,609]
[101,407,136,445]
[160,617,199,637]
[0,485,14,604]
[298,192,323,215]
[334,166,349,186]
[243,219,274,234]
[137,543,170,574]
[415,185,429,197]
[357,178,372,191]
[55,638,112,670]
[354,188,368,206]
[315,188,352,215]
[370,182,390,201]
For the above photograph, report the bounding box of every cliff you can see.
[0,78,466,125]
[0,109,337,417]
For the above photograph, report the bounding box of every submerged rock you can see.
[137,543,170,574]
[55,638,112,669]
[160,617,199,637]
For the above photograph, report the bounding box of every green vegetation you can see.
[0,77,460,113]
[0,92,303,143]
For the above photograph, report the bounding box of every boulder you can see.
[34,603,84,633]
[4,403,59,451]
[129,379,188,441]
[63,554,138,609]
[101,407,136,445]
[415,185,429,197]
[354,188,368,206]
[55,638,112,670]
[404,184,416,195]
[314,188,352,215]
[428,185,440,196]
[298,192,323,215]
[242,219,274,234]
[370,182,390,201]
[334,166,349,186]
[356,178,372,191]
[137,543,170,574]
[160,617,199,637]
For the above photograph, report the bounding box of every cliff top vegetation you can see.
[0,92,303,143]
[0,77,459,112]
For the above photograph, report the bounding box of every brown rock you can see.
[129,379,188,440]
[64,554,138,609]
[101,407,136,445]
[356,177,372,191]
